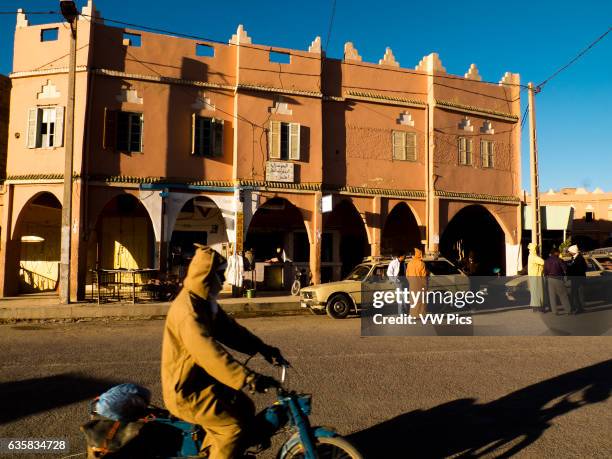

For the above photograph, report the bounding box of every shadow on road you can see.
[0,373,121,424]
[347,359,611,458]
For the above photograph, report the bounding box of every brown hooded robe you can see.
[161,246,265,458]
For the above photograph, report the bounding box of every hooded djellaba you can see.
[406,248,429,317]
[161,245,286,458]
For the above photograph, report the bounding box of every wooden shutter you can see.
[269,121,281,159]
[288,123,300,160]
[191,113,196,155]
[488,141,494,168]
[481,140,489,168]
[467,139,473,165]
[406,132,416,161]
[213,119,224,157]
[53,106,65,147]
[392,131,404,160]
[137,114,144,152]
[26,107,39,148]
[458,137,466,164]
[103,108,117,151]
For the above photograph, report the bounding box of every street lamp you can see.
[60,0,78,23]
[59,0,78,303]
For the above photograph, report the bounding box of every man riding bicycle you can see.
[161,245,289,459]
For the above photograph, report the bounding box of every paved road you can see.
[0,312,611,458]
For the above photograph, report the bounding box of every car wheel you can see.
[326,294,352,319]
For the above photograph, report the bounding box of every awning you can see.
[523,205,573,231]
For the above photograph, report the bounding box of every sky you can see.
[1,0,611,192]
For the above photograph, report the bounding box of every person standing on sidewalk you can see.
[544,248,570,315]
[566,244,587,314]
[387,252,406,314]
[527,243,545,312]
[406,247,428,318]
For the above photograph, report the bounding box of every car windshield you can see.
[594,256,612,271]
[345,265,371,281]
[425,260,461,275]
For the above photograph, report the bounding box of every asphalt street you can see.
[0,312,611,458]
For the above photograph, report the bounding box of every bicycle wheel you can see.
[291,280,301,296]
[282,436,363,459]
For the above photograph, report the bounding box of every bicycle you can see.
[291,266,312,296]
[82,366,363,459]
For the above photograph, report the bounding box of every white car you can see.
[300,256,469,318]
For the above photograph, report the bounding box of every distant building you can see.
[0,1,523,299]
[524,188,612,252]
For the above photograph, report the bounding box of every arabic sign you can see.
[266,161,294,183]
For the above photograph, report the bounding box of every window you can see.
[191,115,223,157]
[26,106,64,148]
[392,131,417,161]
[458,137,473,165]
[585,211,594,222]
[196,44,214,57]
[481,140,495,168]
[123,32,141,47]
[104,110,143,153]
[41,28,59,42]
[270,51,290,64]
[269,121,300,160]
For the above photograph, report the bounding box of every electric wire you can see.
[324,0,337,53]
[537,27,611,90]
[79,12,528,89]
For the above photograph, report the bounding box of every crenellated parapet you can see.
[81,0,102,22]
[16,8,28,28]
[464,63,482,81]
[499,71,520,87]
[229,24,252,45]
[308,36,322,54]
[343,42,362,62]
[415,53,447,74]
[378,47,399,67]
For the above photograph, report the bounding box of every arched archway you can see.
[324,199,370,279]
[382,203,421,256]
[87,194,155,272]
[168,196,229,275]
[245,197,309,264]
[14,192,62,293]
[440,204,506,275]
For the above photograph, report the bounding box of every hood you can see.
[183,245,226,299]
[528,242,538,254]
[413,248,423,260]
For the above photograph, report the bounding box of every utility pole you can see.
[59,1,78,303]
[528,82,542,253]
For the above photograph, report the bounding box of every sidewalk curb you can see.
[0,299,303,322]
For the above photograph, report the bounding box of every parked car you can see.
[300,256,469,319]
[505,252,612,304]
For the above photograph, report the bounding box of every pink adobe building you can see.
[0,1,523,299]
[526,188,612,251]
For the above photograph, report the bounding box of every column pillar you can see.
[309,192,322,285]
[370,196,382,256]
[0,184,16,296]
[70,179,86,300]
[234,187,245,252]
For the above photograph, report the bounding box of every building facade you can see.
[0,2,523,299]
[525,188,612,253]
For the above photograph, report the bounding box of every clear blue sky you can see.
[2,0,611,192]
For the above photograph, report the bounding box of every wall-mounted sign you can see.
[266,161,294,183]
[322,195,333,213]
